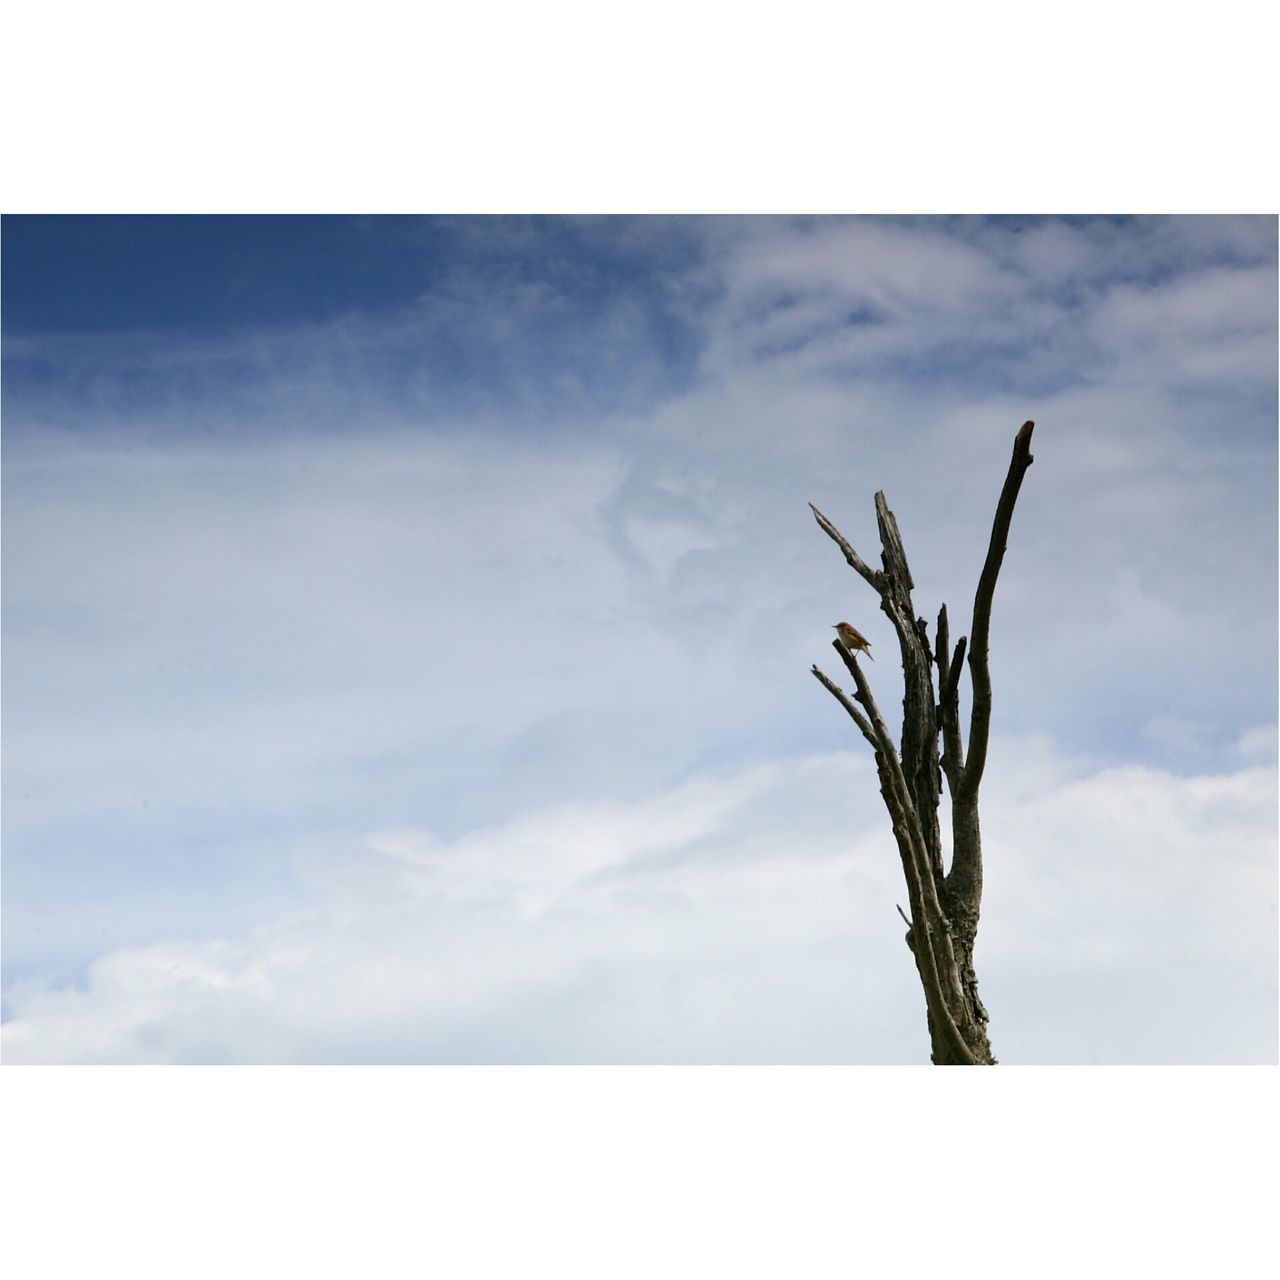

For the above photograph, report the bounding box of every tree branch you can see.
[812,665,877,747]
[934,605,950,686]
[935,605,966,793]
[958,420,1035,805]
[809,503,886,593]
[831,644,930,894]
[943,636,967,710]
[873,491,913,592]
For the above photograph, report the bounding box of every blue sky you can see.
[2,214,1275,1063]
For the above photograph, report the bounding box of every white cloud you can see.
[3,738,1273,1064]
[1141,713,1215,755]
[1234,725,1278,762]
[979,743,1277,1064]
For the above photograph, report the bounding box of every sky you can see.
[1,213,1276,1064]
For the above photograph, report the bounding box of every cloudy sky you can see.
[2,214,1275,1064]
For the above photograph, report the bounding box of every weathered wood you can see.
[810,420,1035,1065]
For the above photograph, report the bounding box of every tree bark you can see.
[810,420,1036,1064]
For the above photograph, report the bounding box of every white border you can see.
[3,1067,1278,1276]
[2,3,1278,212]
[2,4,1277,1274]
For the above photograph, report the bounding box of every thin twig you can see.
[809,503,885,592]
[812,665,877,747]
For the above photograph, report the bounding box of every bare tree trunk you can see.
[811,420,1036,1064]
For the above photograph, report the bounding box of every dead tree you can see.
[811,420,1036,1065]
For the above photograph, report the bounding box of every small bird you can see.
[833,621,874,660]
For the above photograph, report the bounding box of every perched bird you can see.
[833,621,874,660]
